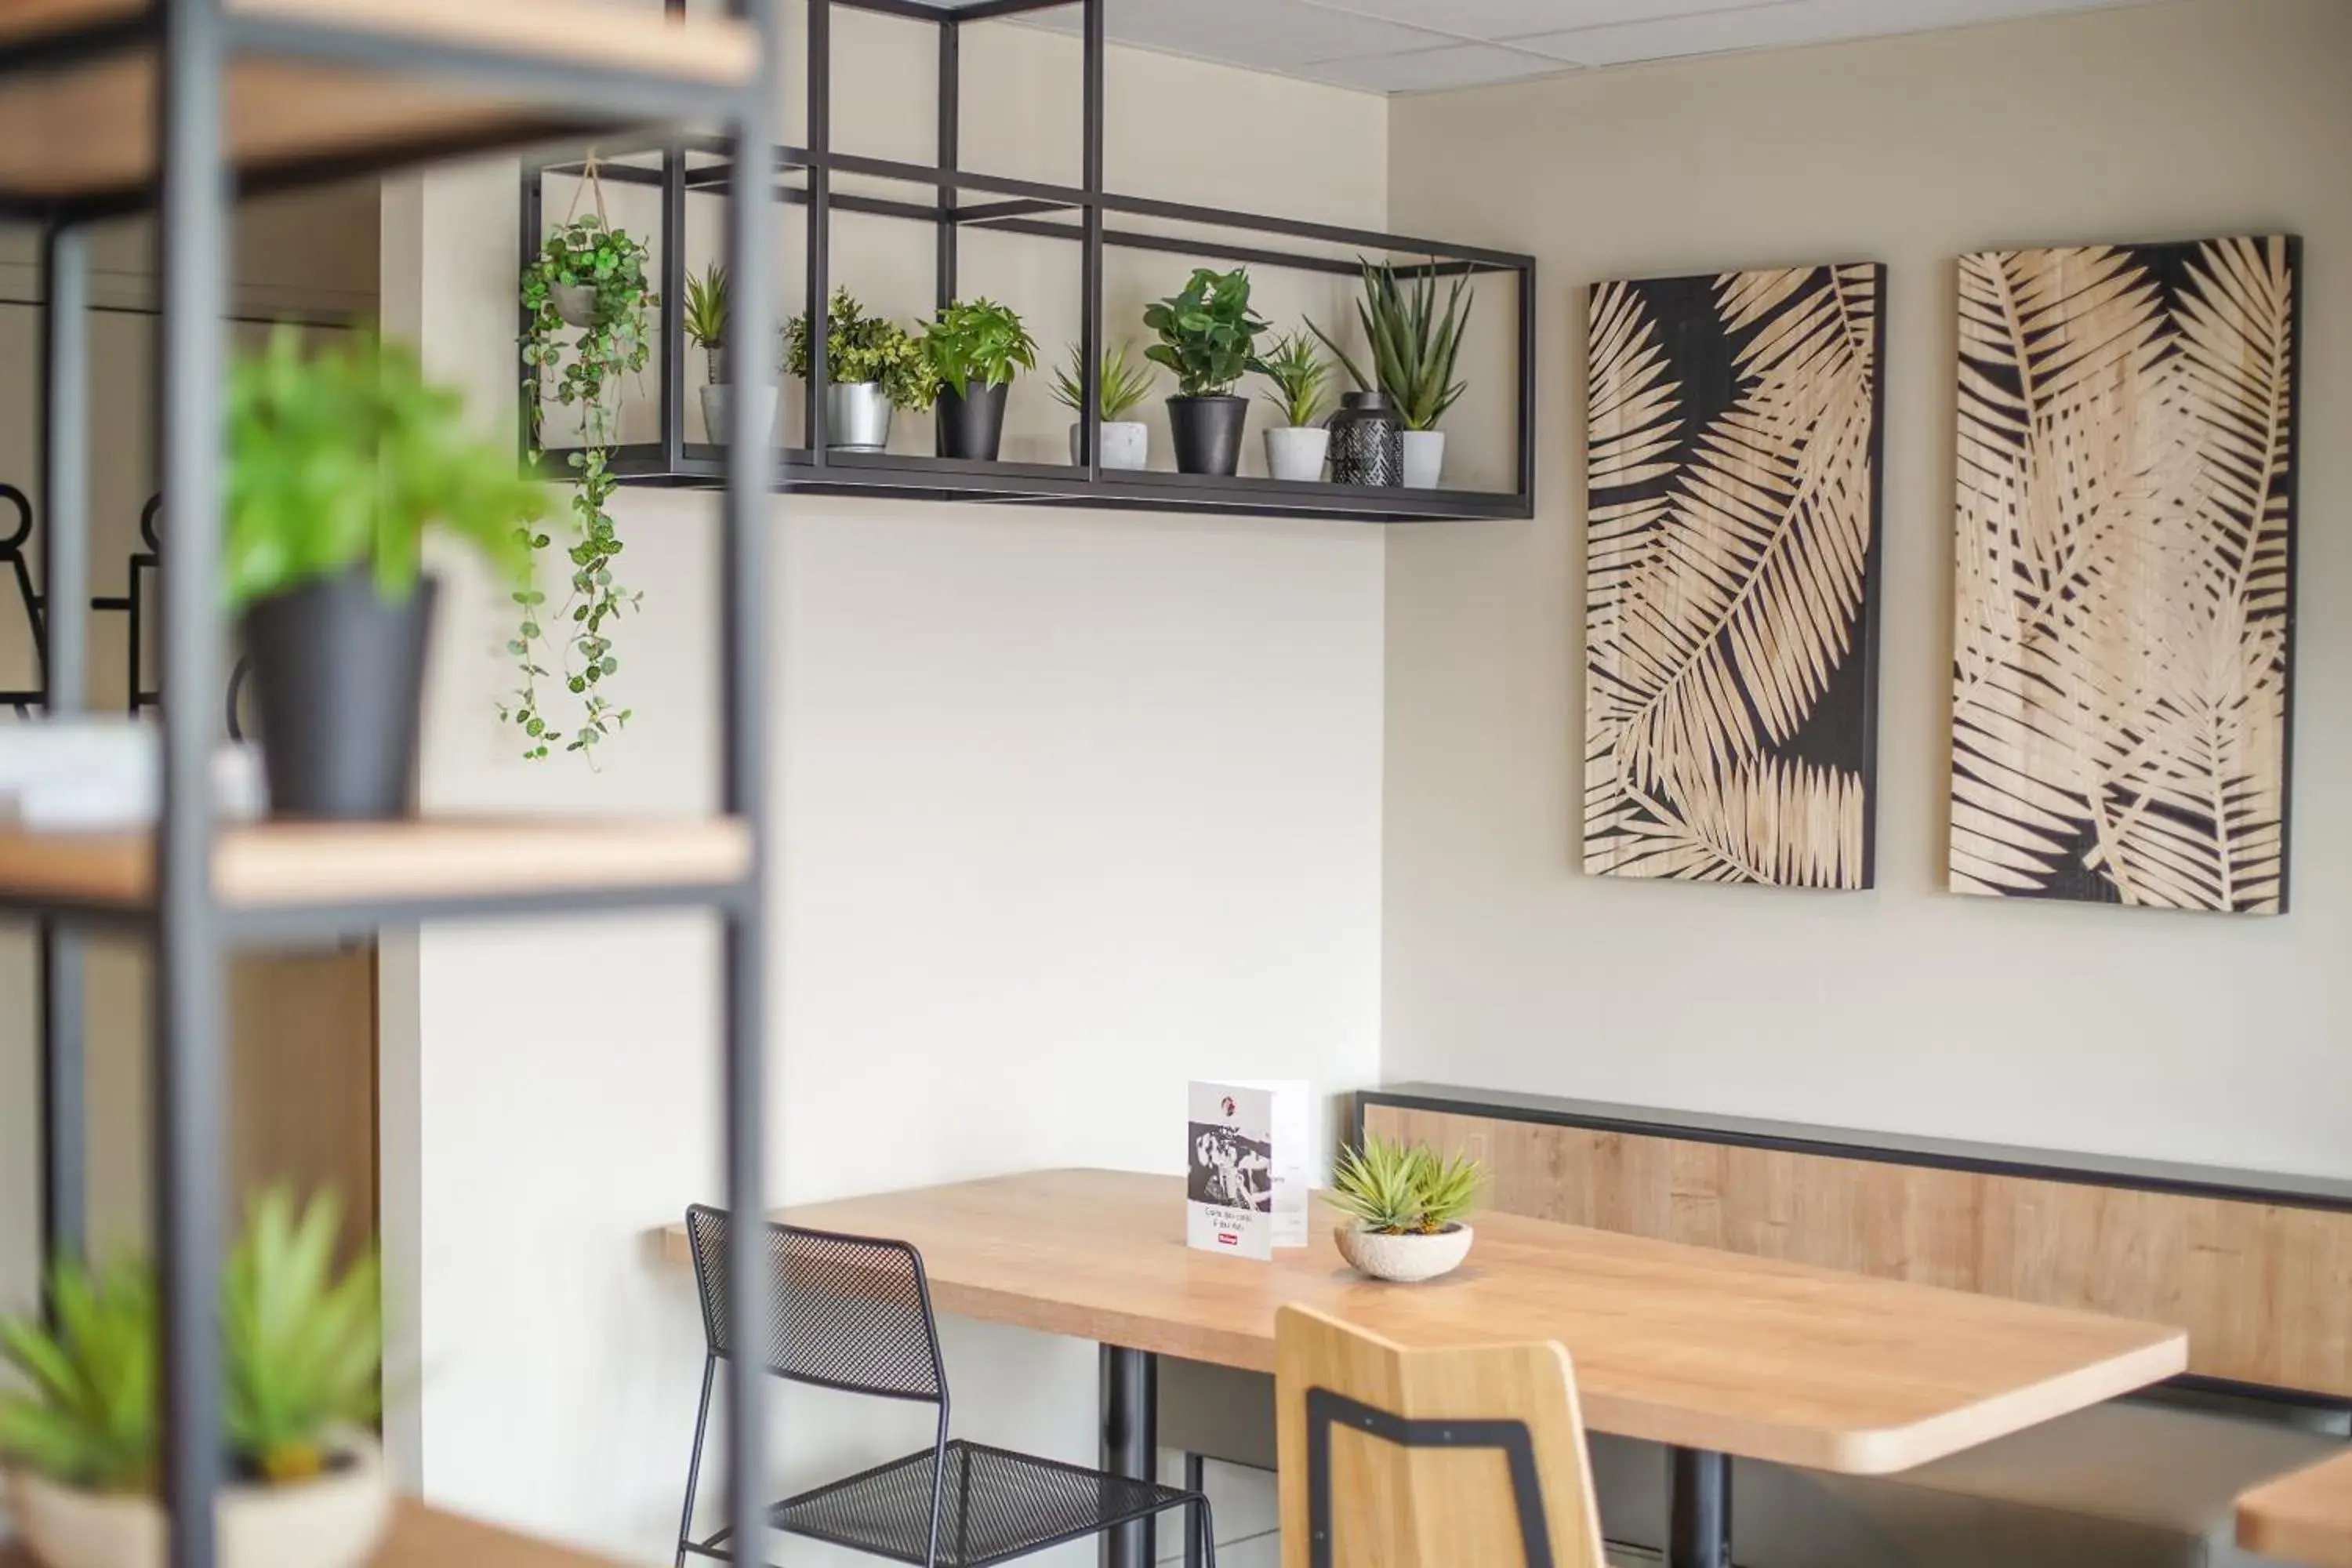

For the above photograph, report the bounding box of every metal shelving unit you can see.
[522,0,1538,524]
[0,3,782,1566]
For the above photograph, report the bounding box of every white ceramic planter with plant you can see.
[684,260,779,448]
[1055,339,1156,470]
[0,1191,392,1568]
[786,287,936,453]
[1255,330,1334,482]
[1312,259,1474,491]
[1327,1134,1486,1284]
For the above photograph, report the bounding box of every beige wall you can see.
[1381,0,2352,1174]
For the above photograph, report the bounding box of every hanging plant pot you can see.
[826,381,895,452]
[1264,426,1330,483]
[551,283,601,328]
[1167,394,1247,476]
[241,568,436,822]
[935,381,1009,461]
[1401,429,1447,490]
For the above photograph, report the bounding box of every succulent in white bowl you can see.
[0,1189,390,1568]
[1328,1134,1486,1283]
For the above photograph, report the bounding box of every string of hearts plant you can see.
[513,160,652,764]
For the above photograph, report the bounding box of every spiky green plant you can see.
[0,1258,157,1491]
[1254,330,1333,429]
[1052,340,1155,423]
[681,261,728,351]
[1327,1136,1485,1236]
[1309,259,1473,431]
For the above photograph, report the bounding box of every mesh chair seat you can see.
[775,1439,1197,1568]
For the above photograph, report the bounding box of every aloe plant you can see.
[1327,1136,1485,1236]
[1310,258,1473,432]
[1052,340,1155,422]
[0,1259,157,1490]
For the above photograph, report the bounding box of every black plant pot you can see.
[1167,394,1248,476]
[241,568,437,821]
[935,380,1010,461]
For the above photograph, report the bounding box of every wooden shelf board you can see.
[0,816,751,914]
[2240,1450,2352,1567]
[0,0,756,205]
[3,1497,636,1568]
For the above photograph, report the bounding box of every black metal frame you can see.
[1303,1387,1554,1568]
[519,0,1537,524]
[0,5,782,1567]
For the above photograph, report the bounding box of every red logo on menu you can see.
[1218,1233,1237,1247]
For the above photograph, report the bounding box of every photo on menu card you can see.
[1186,1080,1273,1260]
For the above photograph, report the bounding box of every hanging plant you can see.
[513,158,652,764]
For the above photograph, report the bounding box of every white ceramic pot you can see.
[1334,1222,1473,1283]
[1067,421,1150,470]
[1400,428,1446,490]
[698,383,780,447]
[551,282,600,328]
[1264,426,1330,483]
[7,1435,391,1568]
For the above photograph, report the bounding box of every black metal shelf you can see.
[522,0,1537,524]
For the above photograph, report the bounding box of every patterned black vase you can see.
[1327,390,1403,486]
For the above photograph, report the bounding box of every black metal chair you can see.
[677,1205,1218,1568]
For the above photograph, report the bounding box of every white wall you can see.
[379,14,1387,1564]
[1381,0,2352,1174]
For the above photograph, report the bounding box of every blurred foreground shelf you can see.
[1,1498,637,1568]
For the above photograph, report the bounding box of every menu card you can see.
[1186,1079,1312,1258]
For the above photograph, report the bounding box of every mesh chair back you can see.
[684,1204,949,1403]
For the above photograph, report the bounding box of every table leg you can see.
[1668,1446,1731,1568]
[1100,1345,1158,1568]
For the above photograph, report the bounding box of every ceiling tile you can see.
[1510,0,2148,67]
[1294,0,1769,45]
[1290,42,1570,92]
[1022,0,1450,68]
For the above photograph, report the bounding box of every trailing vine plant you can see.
[512,165,652,764]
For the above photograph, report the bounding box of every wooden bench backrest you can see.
[1274,1302,1608,1568]
[1362,1087,2352,1403]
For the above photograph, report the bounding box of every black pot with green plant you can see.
[1144,267,1269,476]
[1310,257,1472,489]
[921,297,1038,461]
[783,287,937,451]
[227,328,541,820]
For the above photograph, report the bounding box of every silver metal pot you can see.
[826,381,895,451]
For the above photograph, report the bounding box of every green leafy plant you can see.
[1142,267,1269,398]
[921,297,1039,399]
[1310,258,1473,431]
[784,287,938,412]
[518,212,655,762]
[0,1188,382,1495]
[1327,1136,1485,1236]
[1051,340,1155,422]
[224,326,541,614]
[682,260,728,355]
[1254,330,1334,430]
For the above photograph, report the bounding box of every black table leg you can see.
[1668,1446,1732,1568]
[1101,1345,1157,1568]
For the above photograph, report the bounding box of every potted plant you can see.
[783,287,938,452]
[921,297,1038,462]
[1327,1135,1485,1283]
[227,328,542,818]
[1143,267,1269,476]
[682,260,774,448]
[1311,258,1472,490]
[1254,330,1333,482]
[1052,339,1155,470]
[0,1189,390,1568]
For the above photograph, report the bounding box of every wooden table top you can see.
[2239,1450,2352,1566]
[666,1167,2187,1475]
[2,1498,627,1568]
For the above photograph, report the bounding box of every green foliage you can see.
[0,1189,383,1495]
[223,327,542,614]
[516,213,653,763]
[0,1259,156,1492]
[783,288,939,412]
[1051,340,1155,423]
[1142,267,1270,398]
[681,261,728,350]
[223,1189,382,1485]
[1327,1136,1485,1236]
[1309,259,1473,431]
[1254,330,1334,429]
[921,297,1039,399]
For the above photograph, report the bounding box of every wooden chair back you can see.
[1274,1303,1608,1568]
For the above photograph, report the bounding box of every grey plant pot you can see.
[1264,425,1330,483]
[826,381,895,451]
[552,282,600,328]
[699,383,779,447]
[1067,421,1150,470]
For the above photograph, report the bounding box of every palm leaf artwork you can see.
[1583,263,1886,887]
[1950,237,2297,913]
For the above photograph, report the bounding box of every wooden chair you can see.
[1274,1303,1620,1568]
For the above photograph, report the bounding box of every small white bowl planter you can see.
[1334,1222,1474,1283]
[6,1434,392,1568]
[1264,426,1330,483]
